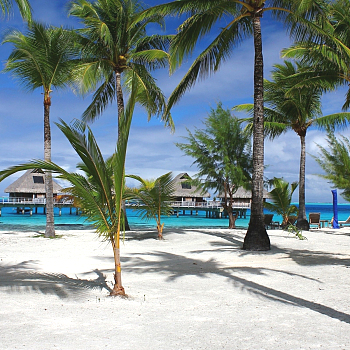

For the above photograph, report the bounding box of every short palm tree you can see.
[1,0,31,21]
[2,22,78,237]
[235,60,350,230]
[127,172,175,239]
[0,72,140,296]
[68,0,173,131]
[137,0,328,250]
[264,178,299,227]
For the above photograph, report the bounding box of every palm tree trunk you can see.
[115,71,130,231]
[111,237,125,296]
[44,95,55,238]
[296,134,310,230]
[243,15,270,251]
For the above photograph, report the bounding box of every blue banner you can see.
[332,189,340,229]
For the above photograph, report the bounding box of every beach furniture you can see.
[264,214,279,229]
[339,216,350,227]
[309,212,321,229]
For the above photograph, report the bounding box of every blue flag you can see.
[332,189,340,229]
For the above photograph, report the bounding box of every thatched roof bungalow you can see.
[4,169,62,199]
[173,173,210,203]
[217,187,270,205]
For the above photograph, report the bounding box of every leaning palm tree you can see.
[127,172,176,239]
[2,22,78,237]
[1,0,31,21]
[136,0,328,250]
[235,60,350,230]
[264,177,299,228]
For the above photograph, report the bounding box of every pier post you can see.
[59,208,62,216]
[0,208,1,217]
[196,211,198,216]
[22,209,25,214]
[70,207,72,215]
[30,209,32,216]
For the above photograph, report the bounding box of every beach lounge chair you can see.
[309,212,321,229]
[264,214,279,229]
[339,216,350,227]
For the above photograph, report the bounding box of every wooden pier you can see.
[0,197,77,216]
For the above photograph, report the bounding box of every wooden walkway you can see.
[0,197,76,216]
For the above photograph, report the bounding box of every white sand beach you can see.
[1,226,350,350]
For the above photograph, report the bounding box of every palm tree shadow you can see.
[119,250,350,324]
[0,261,112,299]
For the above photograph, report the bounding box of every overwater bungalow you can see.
[173,172,210,204]
[216,187,271,206]
[4,169,62,201]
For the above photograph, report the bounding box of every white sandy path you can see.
[1,227,350,350]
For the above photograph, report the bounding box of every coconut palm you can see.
[282,0,350,109]
[69,0,174,231]
[68,0,173,131]
[136,0,328,250]
[127,172,176,239]
[264,178,299,228]
[1,0,31,21]
[2,22,79,237]
[235,60,350,230]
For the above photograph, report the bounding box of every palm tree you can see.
[282,0,350,110]
[2,22,78,237]
[0,71,141,297]
[235,60,350,230]
[1,0,31,21]
[68,0,173,131]
[264,178,298,228]
[127,172,175,239]
[137,0,327,250]
[69,0,174,231]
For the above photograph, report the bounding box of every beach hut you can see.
[173,173,210,203]
[4,169,62,201]
[217,187,271,206]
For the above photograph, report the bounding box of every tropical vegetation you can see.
[235,60,350,230]
[264,177,299,228]
[313,131,350,202]
[0,0,31,21]
[137,0,329,250]
[0,71,139,295]
[127,172,176,239]
[2,22,79,237]
[176,102,253,229]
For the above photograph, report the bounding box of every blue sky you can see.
[0,0,349,203]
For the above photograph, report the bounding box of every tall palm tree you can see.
[69,0,174,231]
[235,60,350,230]
[1,0,31,21]
[2,22,78,237]
[127,172,175,239]
[68,0,174,131]
[282,0,350,109]
[136,0,327,250]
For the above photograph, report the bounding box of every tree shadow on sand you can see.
[0,260,112,299]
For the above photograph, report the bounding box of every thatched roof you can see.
[4,169,62,194]
[173,173,210,198]
[217,187,271,199]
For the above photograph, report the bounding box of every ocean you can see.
[0,203,349,231]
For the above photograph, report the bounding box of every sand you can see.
[1,226,350,350]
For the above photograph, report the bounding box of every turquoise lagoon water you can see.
[0,203,349,231]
